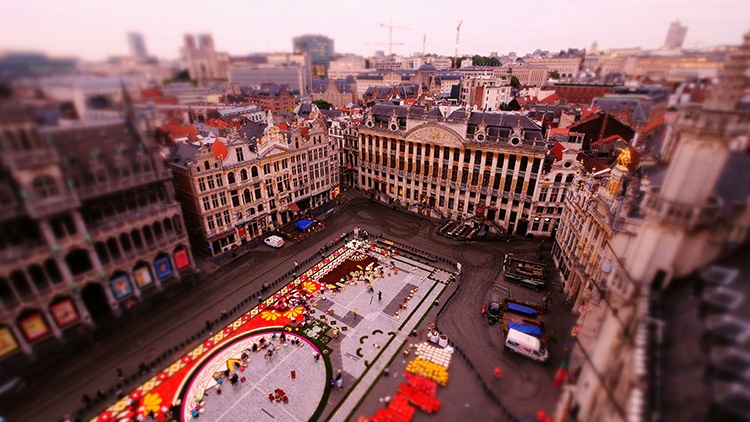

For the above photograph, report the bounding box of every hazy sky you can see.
[1,0,748,61]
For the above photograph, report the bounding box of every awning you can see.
[289,203,300,213]
[295,219,315,231]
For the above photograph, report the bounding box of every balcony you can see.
[77,170,172,199]
[1,148,60,169]
[88,202,182,238]
[25,194,80,219]
[641,192,721,230]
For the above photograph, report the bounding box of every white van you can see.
[505,328,549,362]
[264,235,285,248]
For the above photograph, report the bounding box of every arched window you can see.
[33,175,58,199]
[131,229,144,250]
[227,172,236,184]
[153,222,163,239]
[11,270,32,298]
[565,174,574,183]
[554,173,563,183]
[43,259,63,284]
[28,264,49,291]
[65,249,93,276]
[173,215,183,235]
[240,169,248,181]
[107,237,122,260]
[0,277,16,305]
[163,217,174,234]
[204,161,210,171]
[143,225,155,247]
[243,189,252,203]
[95,241,110,265]
[251,166,259,178]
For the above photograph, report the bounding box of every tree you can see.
[549,71,561,80]
[313,99,333,110]
[510,76,521,89]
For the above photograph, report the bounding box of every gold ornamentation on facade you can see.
[615,147,631,170]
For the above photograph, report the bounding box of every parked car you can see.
[487,293,502,324]
[264,235,285,248]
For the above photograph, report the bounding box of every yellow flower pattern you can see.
[283,306,304,319]
[260,310,280,321]
[302,281,318,294]
[141,392,162,414]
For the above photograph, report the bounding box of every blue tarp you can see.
[295,219,315,231]
[507,322,542,338]
[506,302,538,317]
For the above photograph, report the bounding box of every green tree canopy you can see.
[313,99,333,110]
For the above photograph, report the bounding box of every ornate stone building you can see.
[0,100,194,360]
[356,104,561,237]
[554,30,750,422]
[168,106,339,255]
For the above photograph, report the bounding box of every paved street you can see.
[0,192,576,422]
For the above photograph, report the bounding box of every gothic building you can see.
[0,100,194,361]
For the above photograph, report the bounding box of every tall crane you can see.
[380,21,411,56]
[455,20,463,68]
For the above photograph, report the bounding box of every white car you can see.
[264,235,285,248]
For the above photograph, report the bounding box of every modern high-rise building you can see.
[292,34,334,79]
[127,32,148,62]
[663,20,688,50]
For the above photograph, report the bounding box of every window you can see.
[202,196,210,211]
[207,216,215,230]
[207,177,215,189]
[224,210,230,225]
[227,172,236,184]
[211,194,219,208]
[33,175,58,198]
[198,177,206,192]
[215,174,223,187]
[204,161,210,171]
[243,189,252,203]
[251,167,259,178]
[219,192,227,206]
[240,169,248,181]
[231,190,240,207]
[236,148,244,162]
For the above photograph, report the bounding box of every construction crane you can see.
[455,20,463,68]
[380,21,411,56]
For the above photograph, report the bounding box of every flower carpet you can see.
[91,240,391,422]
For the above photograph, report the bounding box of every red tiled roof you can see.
[550,142,566,162]
[576,152,609,173]
[592,134,625,147]
[205,118,230,129]
[276,123,289,131]
[160,122,199,141]
[549,127,569,136]
[539,93,559,104]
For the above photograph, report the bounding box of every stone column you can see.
[38,219,95,324]
[8,323,33,356]
[42,308,63,341]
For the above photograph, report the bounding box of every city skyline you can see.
[1,0,748,62]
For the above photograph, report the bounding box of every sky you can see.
[1,0,748,61]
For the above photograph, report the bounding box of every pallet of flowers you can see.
[369,393,416,422]
[398,382,440,414]
[404,358,449,386]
